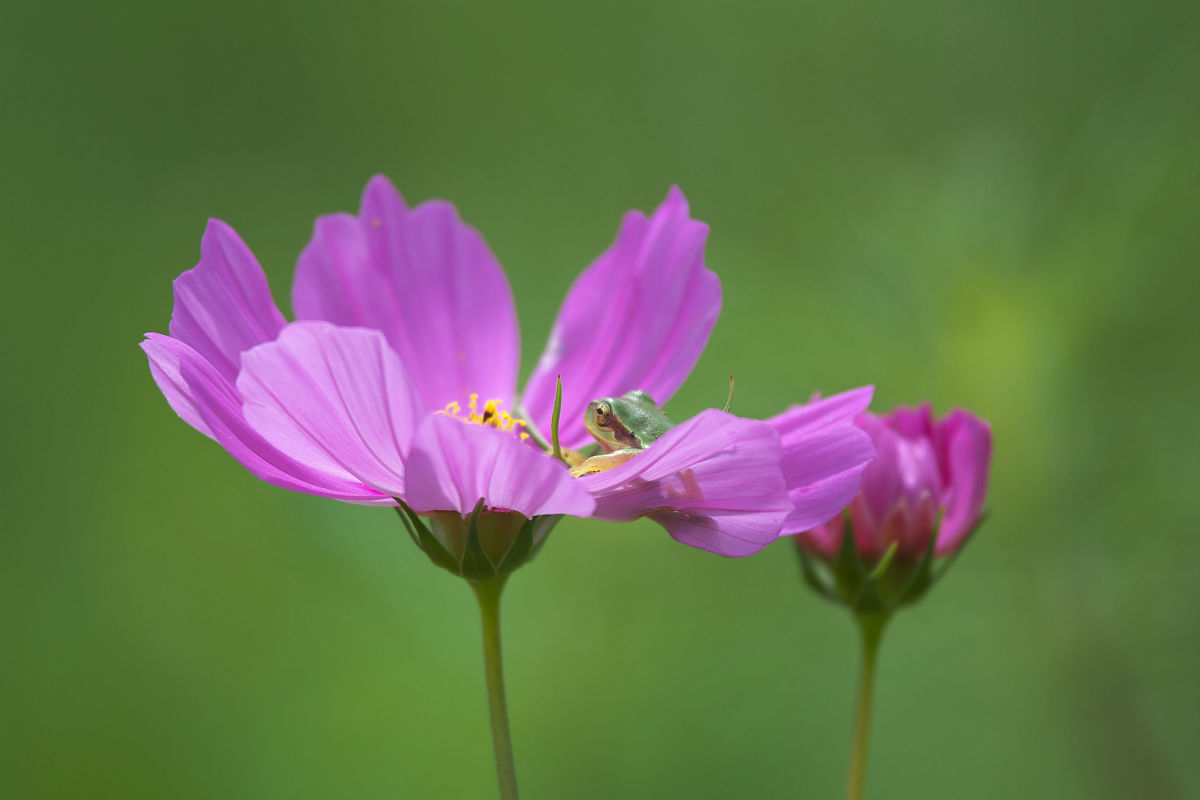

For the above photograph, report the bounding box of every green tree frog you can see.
[568,390,674,477]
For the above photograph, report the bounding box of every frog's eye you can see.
[594,402,613,428]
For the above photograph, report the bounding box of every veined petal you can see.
[237,322,426,498]
[523,187,721,450]
[581,409,792,557]
[169,219,288,383]
[934,410,992,555]
[142,333,217,439]
[141,334,390,503]
[292,175,519,409]
[767,386,877,534]
[403,414,595,518]
[291,212,376,328]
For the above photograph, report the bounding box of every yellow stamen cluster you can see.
[439,394,530,441]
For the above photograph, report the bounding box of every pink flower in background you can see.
[141,176,826,557]
[796,403,992,560]
[787,404,992,800]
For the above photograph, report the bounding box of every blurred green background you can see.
[3,0,1198,797]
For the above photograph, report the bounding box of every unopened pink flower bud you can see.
[799,404,992,562]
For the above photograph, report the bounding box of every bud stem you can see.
[471,576,520,800]
[846,612,888,800]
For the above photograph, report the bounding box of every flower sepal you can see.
[796,514,986,614]
[394,499,561,581]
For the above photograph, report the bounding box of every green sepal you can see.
[850,541,898,612]
[799,511,989,614]
[832,518,883,611]
[891,519,940,608]
[832,516,866,590]
[498,514,559,574]
[795,545,838,603]
[393,501,460,575]
[866,541,899,584]
[460,499,497,581]
[396,498,563,582]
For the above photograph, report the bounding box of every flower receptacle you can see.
[395,499,562,581]
[796,514,986,614]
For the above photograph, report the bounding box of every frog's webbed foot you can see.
[569,448,641,477]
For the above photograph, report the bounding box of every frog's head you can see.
[582,391,673,453]
[584,397,643,453]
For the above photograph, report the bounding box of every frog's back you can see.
[626,402,674,445]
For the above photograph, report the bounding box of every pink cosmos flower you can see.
[795,403,992,560]
[141,176,875,559]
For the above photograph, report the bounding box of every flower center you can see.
[439,394,530,442]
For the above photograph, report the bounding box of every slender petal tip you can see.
[523,186,721,450]
[168,218,287,382]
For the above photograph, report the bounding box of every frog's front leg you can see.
[569,448,641,477]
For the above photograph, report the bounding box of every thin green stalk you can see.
[550,375,564,462]
[846,612,888,800]
[471,577,519,800]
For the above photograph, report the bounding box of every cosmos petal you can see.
[767,386,877,534]
[142,333,217,439]
[523,186,721,450]
[141,333,391,503]
[169,219,288,383]
[403,413,595,518]
[854,414,903,527]
[236,322,426,498]
[886,402,935,441]
[933,410,992,555]
[797,512,844,560]
[292,175,519,409]
[581,409,792,557]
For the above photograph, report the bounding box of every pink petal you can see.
[169,219,288,383]
[142,333,389,503]
[849,495,883,556]
[767,386,877,534]
[893,436,943,521]
[910,492,941,552]
[933,410,992,554]
[855,415,902,526]
[522,187,721,450]
[292,175,519,410]
[581,409,792,557]
[142,333,217,439]
[796,512,845,559]
[403,413,595,518]
[236,322,427,498]
[883,402,935,441]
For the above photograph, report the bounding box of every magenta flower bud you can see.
[794,403,992,612]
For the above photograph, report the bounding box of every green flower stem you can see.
[846,612,889,800]
[471,576,520,800]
